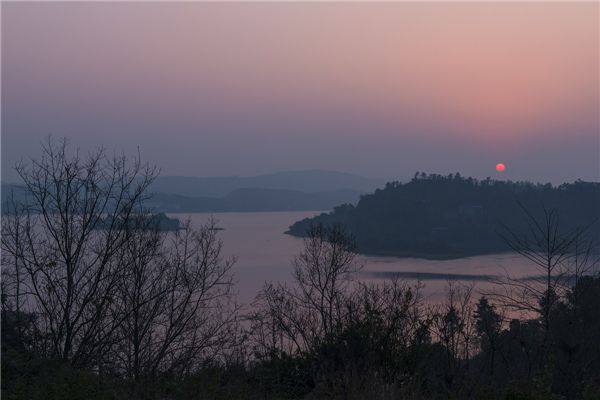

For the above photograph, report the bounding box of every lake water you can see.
[172,211,542,306]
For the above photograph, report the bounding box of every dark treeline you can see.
[2,139,600,400]
[287,172,600,259]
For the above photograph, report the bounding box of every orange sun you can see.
[495,163,506,172]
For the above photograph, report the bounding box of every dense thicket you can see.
[287,173,600,259]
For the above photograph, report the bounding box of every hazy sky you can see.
[2,2,598,183]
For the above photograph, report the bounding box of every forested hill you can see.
[287,173,600,259]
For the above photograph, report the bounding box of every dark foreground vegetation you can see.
[287,172,600,259]
[2,139,600,399]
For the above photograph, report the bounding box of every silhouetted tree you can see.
[1,138,239,400]
[474,297,502,376]
[1,137,158,366]
[494,204,597,347]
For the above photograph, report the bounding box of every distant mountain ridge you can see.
[2,170,383,213]
[148,170,382,197]
[146,188,362,213]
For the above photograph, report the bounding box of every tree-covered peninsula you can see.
[287,173,600,259]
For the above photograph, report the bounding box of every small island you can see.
[95,212,181,232]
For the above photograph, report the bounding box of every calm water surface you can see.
[171,212,540,305]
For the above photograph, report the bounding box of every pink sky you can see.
[2,2,598,182]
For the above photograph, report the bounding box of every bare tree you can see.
[251,224,361,356]
[1,138,242,399]
[493,203,598,342]
[1,193,28,318]
[430,282,476,388]
[292,223,361,341]
[108,215,166,382]
[1,137,157,366]
[336,279,425,398]
[251,281,313,357]
[106,216,238,398]
[251,226,429,399]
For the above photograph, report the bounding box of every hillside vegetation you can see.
[287,173,600,259]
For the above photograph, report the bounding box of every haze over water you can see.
[180,212,541,307]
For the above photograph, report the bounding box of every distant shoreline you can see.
[164,210,329,215]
